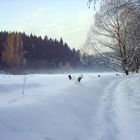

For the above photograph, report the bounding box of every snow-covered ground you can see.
[0,72,140,140]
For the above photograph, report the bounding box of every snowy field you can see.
[0,72,140,140]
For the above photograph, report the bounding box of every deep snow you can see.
[0,73,140,140]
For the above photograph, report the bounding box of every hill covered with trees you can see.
[0,31,82,73]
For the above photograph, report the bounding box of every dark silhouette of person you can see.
[68,75,72,80]
[77,77,82,82]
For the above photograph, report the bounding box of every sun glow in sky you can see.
[0,0,95,49]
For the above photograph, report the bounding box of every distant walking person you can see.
[68,75,72,80]
[77,74,83,83]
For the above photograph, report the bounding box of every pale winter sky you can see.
[0,0,95,49]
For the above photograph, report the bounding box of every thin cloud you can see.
[16,8,94,49]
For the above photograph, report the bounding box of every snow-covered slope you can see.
[0,73,140,140]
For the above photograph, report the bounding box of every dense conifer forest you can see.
[0,31,84,73]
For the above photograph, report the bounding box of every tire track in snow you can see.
[112,78,133,140]
[93,78,122,140]
[113,76,140,140]
[93,76,140,140]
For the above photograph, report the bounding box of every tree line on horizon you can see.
[0,31,84,73]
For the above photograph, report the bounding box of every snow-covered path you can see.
[92,74,140,140]
[0,73,140,140]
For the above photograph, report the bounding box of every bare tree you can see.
[88,0,140,9]
[86,0,140,74]
[126,1,140,72]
